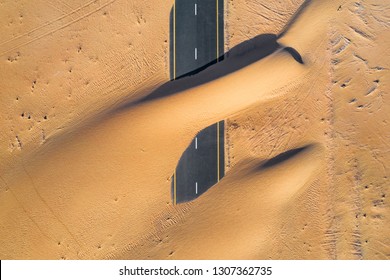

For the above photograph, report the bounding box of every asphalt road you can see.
[170,0,224,80]
[172,121,225,204]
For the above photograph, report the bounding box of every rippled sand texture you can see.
[0,0,389,259]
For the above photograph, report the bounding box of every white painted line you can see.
[195,47,197,60]
[196,182,198,194]
[195,3,197,15]
[195,137,198,149]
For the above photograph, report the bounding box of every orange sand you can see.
[0,0,389,259]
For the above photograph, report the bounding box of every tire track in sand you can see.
[0,0,116,57]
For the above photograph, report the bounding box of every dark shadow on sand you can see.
[114,33,304,114]
[141,33,280,104]
[114,1,310,111]
[283,47,304,64]
[258,145,312,170]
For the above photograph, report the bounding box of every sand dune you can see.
[0,0,389,259]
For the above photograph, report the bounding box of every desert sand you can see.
[0,0,389,259]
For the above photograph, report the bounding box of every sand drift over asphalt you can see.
[0,0,389,259]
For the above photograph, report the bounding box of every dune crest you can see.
[0,0,389,259]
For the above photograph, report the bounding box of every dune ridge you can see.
[0,0,389,259]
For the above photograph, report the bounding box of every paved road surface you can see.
[170,0,224,80]
[172,121,225,204]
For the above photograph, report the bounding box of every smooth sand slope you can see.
[0,0,389,259]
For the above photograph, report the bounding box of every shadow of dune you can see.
[283,47,304,64]
[117,0,311,109]
[139,33,280,104]
[116,34,305,113]
[137,33,304,105]
[258,145,314,170]
[111,0,312,114]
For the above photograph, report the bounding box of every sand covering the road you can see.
[0,0,389,259]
